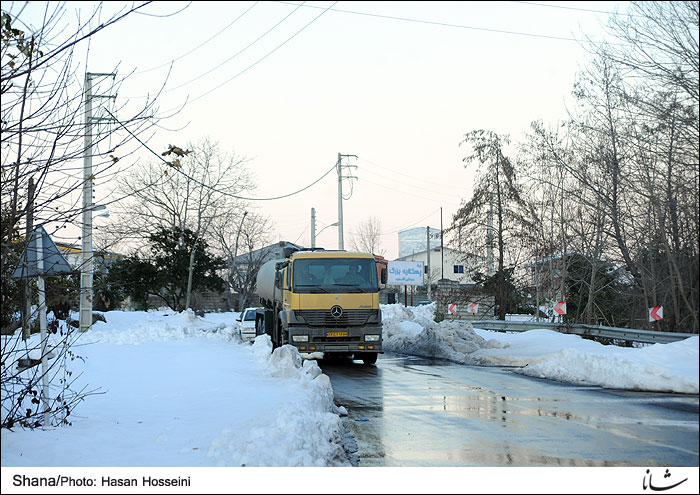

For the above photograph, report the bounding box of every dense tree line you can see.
[451,2,698,332]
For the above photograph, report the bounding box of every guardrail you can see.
[469,320,697,345]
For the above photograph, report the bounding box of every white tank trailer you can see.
[256,259,283,307]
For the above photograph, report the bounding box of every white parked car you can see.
[236,307,262,342]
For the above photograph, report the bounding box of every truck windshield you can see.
[293,258,378,293]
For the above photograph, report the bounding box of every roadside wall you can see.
[435,279,495,320]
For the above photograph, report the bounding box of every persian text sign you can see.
[387,261,425,286]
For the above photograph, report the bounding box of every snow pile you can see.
[1,312,353,467]
[471,330,699,394]
[209,335,351,466]
[381,303,502,363]
[381,304,699,394]
[4,309,241,372]
[83,308,240,345]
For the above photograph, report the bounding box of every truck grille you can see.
[295,309,376,327]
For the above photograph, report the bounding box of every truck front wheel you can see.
[358,353,377,365]
[273,321,283,349]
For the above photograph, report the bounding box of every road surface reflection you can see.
[317,353,699,467]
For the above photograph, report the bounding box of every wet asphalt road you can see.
[317,352,699,467]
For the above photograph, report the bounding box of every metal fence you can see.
[470,320,697,345]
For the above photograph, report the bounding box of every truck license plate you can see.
[326,331,348,337]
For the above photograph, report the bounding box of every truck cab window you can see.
[293,258,378,293]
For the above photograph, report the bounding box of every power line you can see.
[292,224,309,244]
[358,159,466,203]
[103,107,337,201]
[127,1,335,105]
[380,208,441,237]
[134,1,192,18]
[360,156,450,190]
[133,1,260,75]
[182,1,337,106]
[359,174,462,207]
[154,1,305,94]
[511,1,639,17]
[274,1,593,43]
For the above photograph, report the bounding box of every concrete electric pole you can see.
[311,207,316,248]
[80,72,115,332]
[426,225,431,300]
[336,153,357,250]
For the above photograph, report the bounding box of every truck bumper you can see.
[287,325,383,354]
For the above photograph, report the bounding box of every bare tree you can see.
[599,1,699,332]
[515,2,698,331]
[105,137,254,309]
[1,1,175,429]
[568,2,698,331]
[350,216,385,256]
[212,210,273,311]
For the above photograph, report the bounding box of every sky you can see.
[1,304,698,493]
[9,1,630,259]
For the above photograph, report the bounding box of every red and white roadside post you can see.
[468,302,479,319]
[649,306,663,325]
[554,301,567,323]
[448,303,457,320]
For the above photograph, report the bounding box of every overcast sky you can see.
[17,1,629,259]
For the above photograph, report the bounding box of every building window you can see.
[453,265,464,274]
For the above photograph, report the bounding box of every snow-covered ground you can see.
[1,303,698,491]
[2,309,352,468]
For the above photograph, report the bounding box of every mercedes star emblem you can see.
[330,305,343,318]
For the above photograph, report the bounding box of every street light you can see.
[313,222,339,248]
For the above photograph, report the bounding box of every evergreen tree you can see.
[109,227,225,311]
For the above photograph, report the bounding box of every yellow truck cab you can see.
[257,247,386,365]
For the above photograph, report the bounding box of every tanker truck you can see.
[255,246,387,365]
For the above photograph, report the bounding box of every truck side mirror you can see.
[381,267,387,284]
[274,271,282,288]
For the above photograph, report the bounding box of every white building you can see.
[398,226,441,258]
[55,242,122,271]
[396,246,477,285]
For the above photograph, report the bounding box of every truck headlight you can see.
[365,334,381,342]
[292,335,309,342]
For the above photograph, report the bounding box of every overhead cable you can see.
[103,107,337,201]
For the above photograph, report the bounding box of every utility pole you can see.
[337,154,343,250]
[22,177,35,341]
[231,210,248,311]
[80,72,115,332]
[36,232,49,427]
[311,207,316,248]
[426,225,431,300]
[336,152,357,250]
[440,207,444,280]
[79,72,94,333]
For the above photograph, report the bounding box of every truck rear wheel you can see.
[255,315,265,336]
